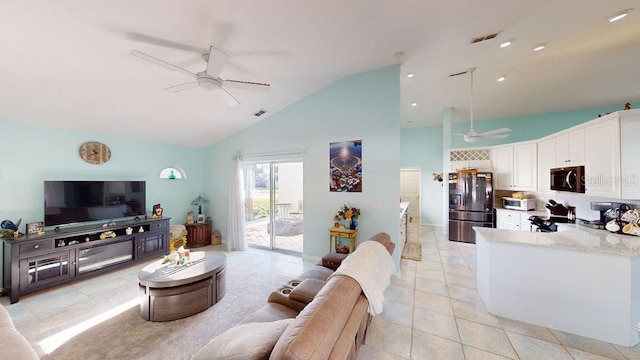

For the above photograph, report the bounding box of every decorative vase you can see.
[349,218,357,230]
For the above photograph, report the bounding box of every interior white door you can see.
[400,168,421,227]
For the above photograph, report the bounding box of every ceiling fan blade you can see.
[130,50,196,78]
[219,88,240,106]
[164,81,199,92]
[480,134,510,139]
[223,79,271,93]
[479,127,512,136]
[125,32,207,54]
[206,46,228,78]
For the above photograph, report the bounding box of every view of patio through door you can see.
[243,161,303,253]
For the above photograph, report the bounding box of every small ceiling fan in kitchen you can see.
[130,45,270,106]
[453,68,511,143]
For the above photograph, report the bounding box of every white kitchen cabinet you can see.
[492,143,537,191]
[496,209,532,231]
[620,112,640,199]
[584,117,620,198]
[555,129,585,166]
[537,137,555,192]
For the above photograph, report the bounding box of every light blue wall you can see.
[0,121,205,228]
[400,125,444,225]
[401,103,639,226]
[205,66,402,264]
[450,104,635,148]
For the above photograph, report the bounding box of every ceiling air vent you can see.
[449,70,468,77]
[470,32,501,44]
[253,109,267,117]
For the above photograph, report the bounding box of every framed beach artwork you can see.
[329,140,362,192]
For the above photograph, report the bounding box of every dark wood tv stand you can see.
[1,217,170,303]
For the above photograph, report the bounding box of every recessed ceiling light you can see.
[497,76,506,82]
[609,9,632,22]
[411,102,418,107]
[500,39,514,48]
[407,73,415,78]
[533,43,547,52]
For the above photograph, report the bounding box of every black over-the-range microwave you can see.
[550,166,585,193]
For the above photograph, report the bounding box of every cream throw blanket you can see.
[328,240,396,315]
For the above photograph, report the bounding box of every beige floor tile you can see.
[442,263,474,277]
[444,272,478,289]
[566,346,623,360]
[414,277,449,297]
[497,317,559,344]
[391,272,416,290]
[411,329,465,360]
[416,268,446,282]
[611,344,640,360]
[463,345,518,360]
[382,300,413,328]
[506,331,573,360]
[366,317,412,359]
[447,284,484,305]
[384,284,415,306]
[413,307,460,342]
[356,344,408,360]
[550,329,627,360]
[457,318,518,359]
[415,259,443,271]
[414,290,454,316]
[451,299,501,328]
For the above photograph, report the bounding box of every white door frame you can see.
[400,167,421,226]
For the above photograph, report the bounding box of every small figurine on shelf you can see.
[152,204,163,219]
[625,102,631,110]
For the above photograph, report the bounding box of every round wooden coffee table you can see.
[138,251,227,321]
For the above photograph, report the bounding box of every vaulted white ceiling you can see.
[1,1,639,147]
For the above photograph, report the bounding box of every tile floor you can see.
[357,225,640,360]
[3,224,640,360]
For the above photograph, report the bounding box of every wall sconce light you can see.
[159,167,187,179]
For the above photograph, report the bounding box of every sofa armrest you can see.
[289,278,325,304]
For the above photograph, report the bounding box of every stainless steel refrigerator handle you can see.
[566,171,574,189]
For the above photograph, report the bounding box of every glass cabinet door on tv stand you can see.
[18,248,76,292]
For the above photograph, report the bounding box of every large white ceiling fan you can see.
[455,68,511,143]
[130,45,270,106]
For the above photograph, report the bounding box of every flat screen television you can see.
[44,181,146,227]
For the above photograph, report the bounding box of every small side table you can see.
[185,222,211,248]
[329,228,357,254]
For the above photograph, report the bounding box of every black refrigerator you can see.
[448,170,494,243]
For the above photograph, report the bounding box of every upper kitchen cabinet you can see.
[537,137,555,193]
[555,129,585,166]
[492,142,537,191]
[583,110,640,199]
[584,117,620,198]
[620,111,640,199]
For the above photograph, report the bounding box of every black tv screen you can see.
[44,181,146,227]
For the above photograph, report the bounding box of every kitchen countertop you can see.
[494,207,548,217]
[474,225,640,258]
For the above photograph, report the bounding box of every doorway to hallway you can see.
[400,168,421,242]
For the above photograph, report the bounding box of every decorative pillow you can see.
[190,318,293,360]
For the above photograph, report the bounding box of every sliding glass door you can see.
[243,161,303,253]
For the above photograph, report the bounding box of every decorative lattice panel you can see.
[449,149,491,162]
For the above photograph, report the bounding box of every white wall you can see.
[205,66,402,265]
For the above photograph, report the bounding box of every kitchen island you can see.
[474,226,640,347]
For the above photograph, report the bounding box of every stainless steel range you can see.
[448,170,494,243]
